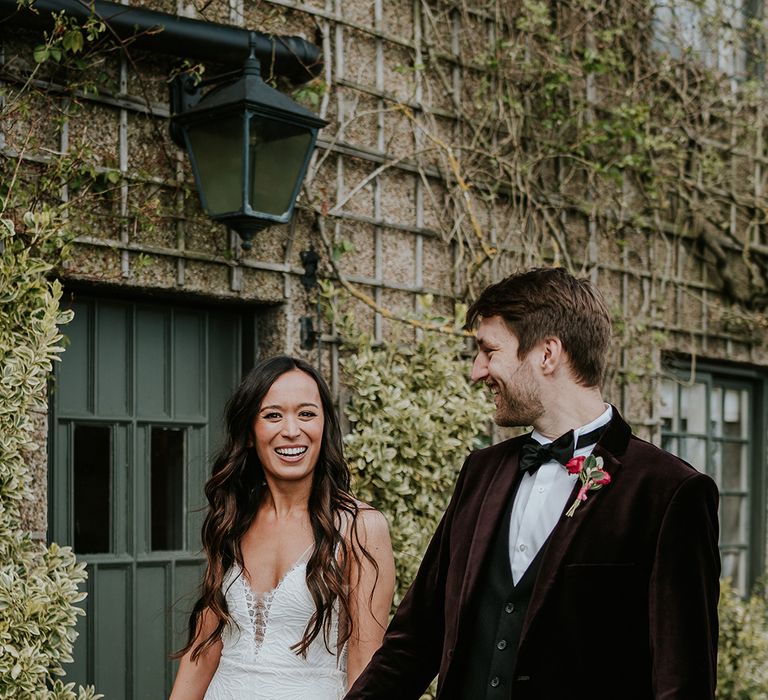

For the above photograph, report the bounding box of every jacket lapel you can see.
[455,441,524,635]
[519,407,632,643]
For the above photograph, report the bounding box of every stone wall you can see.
[4,0,768,531]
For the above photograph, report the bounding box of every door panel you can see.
[208,313,242,455]
[136,307,169,418]
[173,312,206,419]
[94,565,130,696]
[135,564,169,696]
[173,561,206,653]
[57,305,90,415]
[96,303,130,417]
[51,296,243,698]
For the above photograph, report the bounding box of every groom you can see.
[346,268,720,699]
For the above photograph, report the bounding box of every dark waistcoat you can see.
[456,491,548,700]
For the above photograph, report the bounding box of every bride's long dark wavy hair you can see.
[179,355,375,661]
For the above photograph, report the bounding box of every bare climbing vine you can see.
[302,0,768,358]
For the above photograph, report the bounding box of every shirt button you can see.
[505,603,515,613]
[537,486,545,493]
[519,543,527,552]
[497,640,507,650]
[490,677,500,688]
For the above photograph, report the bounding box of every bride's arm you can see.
[169,608,222,700]
[345,507,396,688]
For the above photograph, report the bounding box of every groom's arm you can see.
[345,459,471,699]
[649,472,720,699]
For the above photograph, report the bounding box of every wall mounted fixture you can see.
[170,39,327,250]
[0,0,327,250]
[300,249,320,291]
[299,248,321,350]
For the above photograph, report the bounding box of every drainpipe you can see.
[0,0,322,83]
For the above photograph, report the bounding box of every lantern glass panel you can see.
[248,115,312,217]
[186,114,244,215]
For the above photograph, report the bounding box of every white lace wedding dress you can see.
[203,547,347,700]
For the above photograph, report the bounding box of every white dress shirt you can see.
[507,404,613,584]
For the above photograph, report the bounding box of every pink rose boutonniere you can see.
[564,454,611,517]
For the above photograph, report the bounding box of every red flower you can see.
[593,471,611,486]
[564,454,611,517]
[565,456,586,474]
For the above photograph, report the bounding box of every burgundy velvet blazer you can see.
[345,408,720,700]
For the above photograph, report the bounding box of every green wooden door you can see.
[50,296,243,698]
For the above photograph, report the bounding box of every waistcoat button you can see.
[504,602,515,613]
[490,677,500,688]
[497,640,507,650]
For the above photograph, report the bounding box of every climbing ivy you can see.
[304,0,768,361]
[0,11,110,698]
[0,215,99,699]
[324,287,489,605]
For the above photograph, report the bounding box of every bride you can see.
[170,355,395,699]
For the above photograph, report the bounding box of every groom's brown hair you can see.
[467,267,612,387]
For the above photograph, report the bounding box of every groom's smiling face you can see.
[471,315,544,427]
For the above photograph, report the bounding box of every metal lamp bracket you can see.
[300,249,320,291]
[299,248,321,349]
[169,74,203,148]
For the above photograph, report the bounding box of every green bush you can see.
[717,578,768,699]
[332,293,489,605]
[0,215,99,700]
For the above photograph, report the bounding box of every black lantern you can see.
[170,34,327,249]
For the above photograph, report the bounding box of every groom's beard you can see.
[492,361,544,428]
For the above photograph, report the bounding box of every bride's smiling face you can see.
[252,369,325,487]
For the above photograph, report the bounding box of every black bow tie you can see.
[518,425,606,474]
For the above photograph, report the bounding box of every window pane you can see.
[680,382,706,433]
[186,114,244,215]
[720,495,746,546]
[151,427,185,551]
[722,442,747,492]
[653,0,747,76]
[74,425,112,554]
[723,389,746,438]
[710,441,722,484]
[710,386,722,438]
[682,437,706,472]
[721,549,747,595]
[660,380,676,432]
[661,435,678,456]
[248,116,312,217]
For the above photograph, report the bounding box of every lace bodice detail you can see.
[203,548,347,700]
[244,587,273,649]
